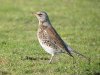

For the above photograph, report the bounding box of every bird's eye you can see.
[38,14,42,16]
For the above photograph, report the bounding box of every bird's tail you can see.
[67,46,89,60]
[72,50,88,59]
[73,50,91,65]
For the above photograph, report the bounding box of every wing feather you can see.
[45,26,73,56]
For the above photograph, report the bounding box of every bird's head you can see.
[34,11,50,23]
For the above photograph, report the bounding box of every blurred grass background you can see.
[0,0,100,75]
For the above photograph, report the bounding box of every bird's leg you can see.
[49,54,54,64]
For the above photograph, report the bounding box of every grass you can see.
[0,0,100,75]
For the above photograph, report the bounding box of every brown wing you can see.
[45,26,73,56]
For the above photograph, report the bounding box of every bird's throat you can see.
[39,20,51,27]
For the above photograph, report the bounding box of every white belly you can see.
[38,39,56,55]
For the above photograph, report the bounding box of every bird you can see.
[34,11,88,63]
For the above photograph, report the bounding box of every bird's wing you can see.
[45,26,72,56]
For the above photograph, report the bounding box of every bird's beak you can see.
[32,12,37,16]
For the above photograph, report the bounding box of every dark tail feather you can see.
[73,50,91,66]
[73,50,89,60]
[67,50,74,57]
[67,46,88,59]
[66,46,89,60]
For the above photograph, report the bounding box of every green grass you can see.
[0,0,100,75]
